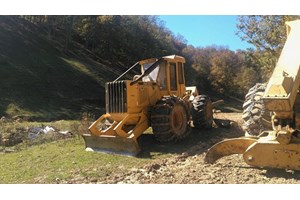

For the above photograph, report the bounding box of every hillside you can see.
[0,16,127,120]
[0,16,246,121]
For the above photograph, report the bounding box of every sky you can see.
[159,15,253,51]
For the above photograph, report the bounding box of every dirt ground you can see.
[94,112,300,184]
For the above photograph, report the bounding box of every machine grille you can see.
[106,81,127,113]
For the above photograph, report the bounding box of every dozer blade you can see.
[82,134,140,156]
[204,137,257,164]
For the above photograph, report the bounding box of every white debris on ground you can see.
[28,126,55,139]
[1,117,75,147]
[27,126,72,139]
[58,130,72,136]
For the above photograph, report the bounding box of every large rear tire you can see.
[191,95,213,129]
[242,83,272,136]
[150,96,190,142]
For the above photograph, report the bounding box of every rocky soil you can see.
[72,113,300,184]
[53,113,300,184]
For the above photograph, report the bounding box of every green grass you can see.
[0,138,151,183]
[0,121,208,183]
[0,120,157,184]
[0,132,199,183]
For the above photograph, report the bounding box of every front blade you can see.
[82,134,140,157]
[204,137,257,164]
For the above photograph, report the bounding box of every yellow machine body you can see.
[205,20,300,170]
[263,20,300,119]
[82,55,198,156]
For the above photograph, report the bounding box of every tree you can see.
[64,16,75,50]
[182,45,216,90]
[209,49,240,94]
[236,15,300,79]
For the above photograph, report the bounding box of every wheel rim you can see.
[172,105,187,135]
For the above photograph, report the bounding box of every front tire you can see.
[151,96,190,142]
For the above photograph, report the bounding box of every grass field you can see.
[0,138,152,183]
[0,119,164,183]
[0,118,223,183]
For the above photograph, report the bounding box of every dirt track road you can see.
[98,113,300,184]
